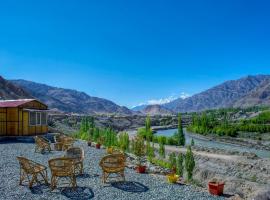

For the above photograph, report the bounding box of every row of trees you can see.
[187,110,270,137]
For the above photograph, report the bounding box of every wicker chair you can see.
[34,136,51,153]
[65,147,84,175]
[17,156,48,188]
[54,135,74,151]
[99,153,126,183]
[62,137,75,151]
[48,157,77,190]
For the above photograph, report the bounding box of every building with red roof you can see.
[0,99,48,136]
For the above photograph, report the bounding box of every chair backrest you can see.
[65,147,84,161]
[17,157,35,174]
[99,154,126,170]
[49,157,75,176]
[35,136,49,145]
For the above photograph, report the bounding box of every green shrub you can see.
[191,138,195,146]
[176,153,184,177]
[158,142,165,158]
[131,136,145,165]
[174,113,185,146]
[118,132,130,152]
[185,146,195,181]
[168,152,177,170]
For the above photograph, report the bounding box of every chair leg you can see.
[51,175,56,190]
[29,174,37,188]
[80,162,83,175]
[19,168,24,185]
[40,170,49,185]
[121,171,125,181]
[71,175,77,190]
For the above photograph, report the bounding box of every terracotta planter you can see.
[88,141,92,146]
[136,165,146,173]
[96,143,101,149]
[208,181,225,196]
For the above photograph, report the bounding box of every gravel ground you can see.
[0,140,224,200]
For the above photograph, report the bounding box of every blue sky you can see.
[1,0,270,107]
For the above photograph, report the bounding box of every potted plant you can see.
[166,174,179,183]
[208,179,225,196]
[107,146,113,154]
[132,136,146,173]
[96,137,103,149]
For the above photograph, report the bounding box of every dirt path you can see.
[162,144,241,161]
[127,130,242,161]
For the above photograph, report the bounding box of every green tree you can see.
[158,142,165,158]
[176,153,184,177]
[118,132,130,152]
[145,116,153,141]
[169,152,177,171]
[175,113,185,146]
[185,146,195,181]
[191,138,195,146]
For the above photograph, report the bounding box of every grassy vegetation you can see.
[74,115,196,181]
[187,107,270,137]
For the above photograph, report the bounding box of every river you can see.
[155,128,270,158]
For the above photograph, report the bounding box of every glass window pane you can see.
[29,112,36,126]
[36,112,41,125]
[41,113,47,125]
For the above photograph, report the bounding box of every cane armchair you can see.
[54,135,74,151]
[99,153,126,183]
[48,157,77,190]
[65,147,84,175]
[34,136,51,153]
[62,137,75,151]
[17,156,48,188]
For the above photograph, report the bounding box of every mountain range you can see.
[0,76,132,115]
[134,75,270,113]
[0,76,32,100]
[1,74,270,115]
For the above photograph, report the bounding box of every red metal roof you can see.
[0,99,36,108]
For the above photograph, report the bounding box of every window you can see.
[29,111,47,126]
[41,113,47,125]
[36,112,41,125]
[29,112,36,126]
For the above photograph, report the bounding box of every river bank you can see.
[126,128,270,199]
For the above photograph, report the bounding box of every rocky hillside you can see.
[11,79,133,115]
[141,104,174,115]
[0,76,32,100]
[234,80,270,108]
[164,75,270,112]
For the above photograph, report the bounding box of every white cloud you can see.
[132,92,190,108]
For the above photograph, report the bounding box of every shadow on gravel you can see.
[30,184,49,194]
[111,181,149,193]
[77,173,99,179]
[222,194,234,198]
[61,187,94,199]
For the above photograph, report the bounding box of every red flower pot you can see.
[208,181,225,196]
[96,143,101,149]
[136,165,146,173]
